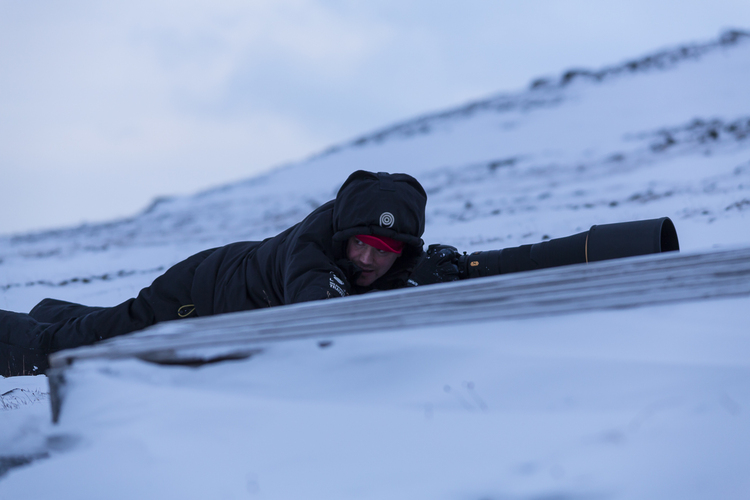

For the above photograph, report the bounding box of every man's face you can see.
[346,236,400,287]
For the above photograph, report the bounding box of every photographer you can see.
[1,167,678,377]
[1,170,427,377]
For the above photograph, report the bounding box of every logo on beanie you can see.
[379,212,394,228]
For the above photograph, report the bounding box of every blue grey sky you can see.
[2,0,749,235]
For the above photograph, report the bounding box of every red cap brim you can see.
[356,234,404,254]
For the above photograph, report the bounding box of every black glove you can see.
[407,244,462,287]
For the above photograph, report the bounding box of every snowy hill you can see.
[1,31,750,499]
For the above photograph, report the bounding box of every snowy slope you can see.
[5,296,750,499]
[1,31,750,499]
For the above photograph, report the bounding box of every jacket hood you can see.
[331,170,427,249]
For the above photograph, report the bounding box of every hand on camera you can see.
[407,244,462,286]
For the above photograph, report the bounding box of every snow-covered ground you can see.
[1,31,750,499]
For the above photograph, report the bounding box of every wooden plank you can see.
[49,246,750,368]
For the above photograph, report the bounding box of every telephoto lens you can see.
[458,217,679,279]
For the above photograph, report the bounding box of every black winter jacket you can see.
[1,171,427,376]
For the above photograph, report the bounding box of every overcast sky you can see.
[2,1,749,235]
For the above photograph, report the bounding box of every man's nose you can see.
[359,248,374,265]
